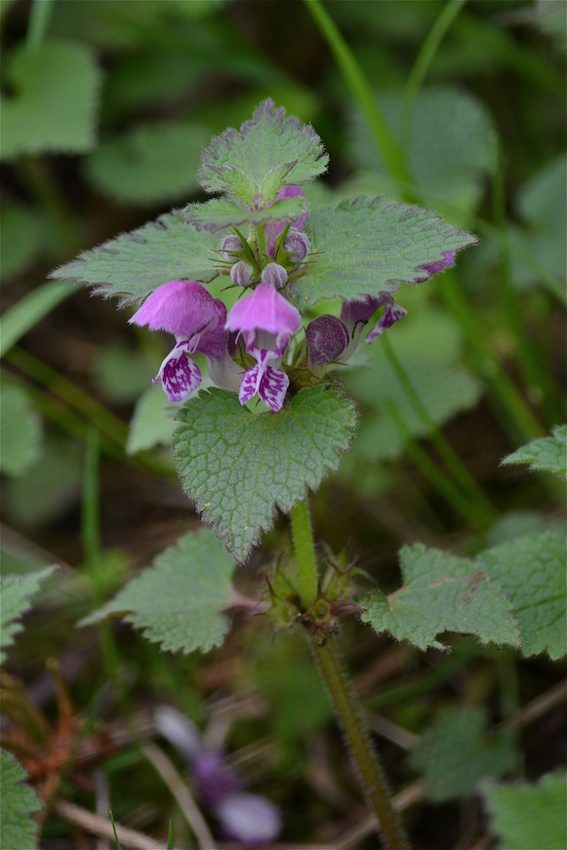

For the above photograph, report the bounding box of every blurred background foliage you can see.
[0,0,565,847]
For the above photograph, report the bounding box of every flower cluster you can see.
[130,187,455,413]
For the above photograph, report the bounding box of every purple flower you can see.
[340,292,407,349]
[284,228,310,263]
[266,185,308,256]
[194,751,242,809]
[276,184,304,200]
[130,280,227,404]
[305,315,349,366]
[226,283,300,411]
[415,250,456,282]
[216,793,282,848]
[220,234,243,262]
[231,261,254,287]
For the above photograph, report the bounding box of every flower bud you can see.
[306,315,349,365]
[220,234,243,262]
[284,228,310,263]
[261,262,288,289]
[230,261,254,286]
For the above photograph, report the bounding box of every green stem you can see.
[381,336,496,528]
[26,0,54,51]
[290,499,319,609]
[309,635,410,850]
[305,0,414,194]
[307,0,546,445]
[386,400,483,530]
[401,0,468,147]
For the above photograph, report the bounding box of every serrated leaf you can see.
[127,384,178,454]
[0,384,43,477]
[0,204,43,283]
[501,426,567,480]
[411,707,518,801]
[0,566,54,663]
[0,749,41,850]
[174,386,356,561]
[476,532,566,660]
[485,770,567,850]
[292,197,477,308]
[81,530,235,654]
[360,544,521,651]
[50,211,220,305]
[1,40,100,160]
[198,98,328,204]
[344,308,483,464]
[349,87,495,213]
[85,122,211,206]
[184,194,306,232]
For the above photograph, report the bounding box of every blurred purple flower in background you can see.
[155,705,282,847]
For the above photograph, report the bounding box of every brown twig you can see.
[54,801,165,850]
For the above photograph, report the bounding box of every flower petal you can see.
[258,364,289,412]
[306,315,349,365]
[415,250,456,282]
[156,343,201,403]
[226,282,301,338]
[130,280,221,338]
[216,792,281,846]
[365,297,408,343]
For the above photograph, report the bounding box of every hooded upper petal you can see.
[129,280,222,338]
[226,283,301,339]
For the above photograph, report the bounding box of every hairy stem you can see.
[309,634,411,850]
[290,499,319,609]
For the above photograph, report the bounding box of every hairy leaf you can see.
[1,41,100,160]
[485,770,567,850]
[174,386,356,561]
[184,194,306,232]
[0,385,43,477]
[292,197,477,308]
[85,121,211,205]
[476,531,566,660]
[501,426,567,480]
[360,544,521,651]
[0,566,54,663]
[411,707,517,801]
[50,212,220,305]
[81,530,235,654]
[0,749,41,850]
[198,98,328,203]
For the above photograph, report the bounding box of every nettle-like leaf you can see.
[198,98,328,204]
[360,544,521,651]
[0,749,41,850]
[485,770,567,850]
[85,121,211,206]
[0,384,43,478]
[50,211,220,305]
[174,386,356,561]
[292,197,477,308]
[501,426,567,480]
[184,194,306,232]
[411,707,517,802]
[1,41,101,160]
[0,566,54,663]
[476,531,566,660]
[81,530,236,654]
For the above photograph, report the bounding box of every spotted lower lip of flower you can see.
[239,349,289,413]
[364,295,408,343]
[131,279,228,403]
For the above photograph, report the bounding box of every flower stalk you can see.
[308,635,411,850]
[290,497,410,849]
